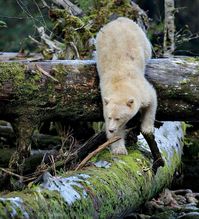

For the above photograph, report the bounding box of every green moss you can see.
[173,58,199,103]
[0,62,25,89]
[155,72,198,109]
[0,198,25,218]
[3,189,69,218]
[0,62,97,120]
[0,62,92,117]
[0,120,183,218]
[0,62,41,102]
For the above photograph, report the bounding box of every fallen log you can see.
[0,122,184,218]
[146,58,199,121]
[0,57,198,122]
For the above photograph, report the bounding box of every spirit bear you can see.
[96,17,159,156]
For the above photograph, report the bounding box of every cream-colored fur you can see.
[96,17,157,155]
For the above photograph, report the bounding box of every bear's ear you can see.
[104,97,110,105]
[127,98,134,107]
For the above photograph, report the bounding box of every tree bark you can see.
[0,122,184,219]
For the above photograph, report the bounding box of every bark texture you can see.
[0,122,184,219]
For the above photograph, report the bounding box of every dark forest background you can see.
[0,0,199,56]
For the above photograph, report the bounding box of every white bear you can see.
[96,17,157,155]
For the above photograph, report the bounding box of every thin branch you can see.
[0,16,25,20]
[70,42,80,59]
[49,155,56,176]
[35,64,59,82]
[175,27,199,45]
[0,167,28,180]
[29,35,43,45]
[15,0,51,34]
[75,136,121,171]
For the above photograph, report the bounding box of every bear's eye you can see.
[108,117,111,120]
[115,118,120,121]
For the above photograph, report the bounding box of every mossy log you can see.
[0,122,184,219]
[0,57,198,123]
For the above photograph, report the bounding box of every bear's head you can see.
[103,97,140,137]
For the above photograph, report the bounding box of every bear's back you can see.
[96,17,151,75]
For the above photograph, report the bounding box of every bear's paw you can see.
[111,146,128,155]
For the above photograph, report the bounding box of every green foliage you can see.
[92,122,104,133]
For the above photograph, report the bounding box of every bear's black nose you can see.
[109,129,114,133]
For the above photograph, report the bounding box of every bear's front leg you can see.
[110,137,128,155]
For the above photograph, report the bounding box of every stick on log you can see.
[75,136,121,171]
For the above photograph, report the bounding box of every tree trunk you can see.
[163,0,175,57]
[0,122,184,219]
